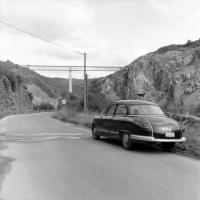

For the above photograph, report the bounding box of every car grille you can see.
[153,131,182,139]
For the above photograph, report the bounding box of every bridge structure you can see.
[23,64,122,110]
[23,65,122,93]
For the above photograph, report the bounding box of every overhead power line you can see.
[0,20,84,55]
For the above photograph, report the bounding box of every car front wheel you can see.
[121,132,132,150]
[92,126,100,140]
[161,142,175,151]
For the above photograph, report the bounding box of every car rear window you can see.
[129,104,164,115]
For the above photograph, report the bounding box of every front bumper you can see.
[130,135,186,143]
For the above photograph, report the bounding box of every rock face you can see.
[0,76,32,113]
[100,39,200,112]
[0,62,33,113]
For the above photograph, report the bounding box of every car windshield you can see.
[129,104,164,115]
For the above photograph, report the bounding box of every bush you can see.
[167,112,200,158]
[88,92,111,113]
[57,93,81,111]
[33,102,55,111]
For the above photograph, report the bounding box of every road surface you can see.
[0,112,199,200]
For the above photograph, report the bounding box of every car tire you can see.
[121,132,132,150]
[161,142,175,151]
[92,126,100,140]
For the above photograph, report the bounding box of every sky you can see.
[0,0,200,79]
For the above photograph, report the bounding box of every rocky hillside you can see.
[0,61,32,113]
[0,60,83,114]
[100,39,200,113]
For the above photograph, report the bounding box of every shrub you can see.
[88,92,111,112]
[52,107,77,122]
[57,93,81,111]
[74,79,112,113]
[33,102,55,111]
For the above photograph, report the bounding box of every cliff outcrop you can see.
[101,39,200,112]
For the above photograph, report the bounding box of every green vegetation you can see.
[168,113,200,158]
[33,102,55,111]
[56,79,111,113]
[52,79,111,128]
[0,60,85,116]
[0,60,84,98]
[52,108,95,128]
[86,79,111,112]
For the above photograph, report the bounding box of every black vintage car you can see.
[92,100,186,150]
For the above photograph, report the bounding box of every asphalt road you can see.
[0,112,199,200]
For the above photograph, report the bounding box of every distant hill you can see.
[0,60,83,113]
[98,39,200,114]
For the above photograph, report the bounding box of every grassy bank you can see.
[175,123,200,158]
[53,109,200,159]
[52,108,95,128]
[168,113,200,158]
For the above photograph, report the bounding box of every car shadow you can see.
[98,137,167,154]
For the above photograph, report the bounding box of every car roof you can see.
[113,100,158,106]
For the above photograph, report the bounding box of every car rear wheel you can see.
[161,142,175,151]
[122,132,132,150]
[92,126,100,140]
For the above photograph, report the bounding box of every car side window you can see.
[106,104,116,116]
[115,104,128,116]
[129,105,140,115]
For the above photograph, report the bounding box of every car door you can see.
[99,104,116,137]
[111,104,129,138]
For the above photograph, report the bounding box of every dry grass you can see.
[52,108,96,128]
[175,121,200,158]
[166,112,200,158]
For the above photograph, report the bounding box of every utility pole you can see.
[83,52,87,112]
[86,73,88,110]
[69,66,72,93]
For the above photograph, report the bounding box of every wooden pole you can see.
[83,52,87,112]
